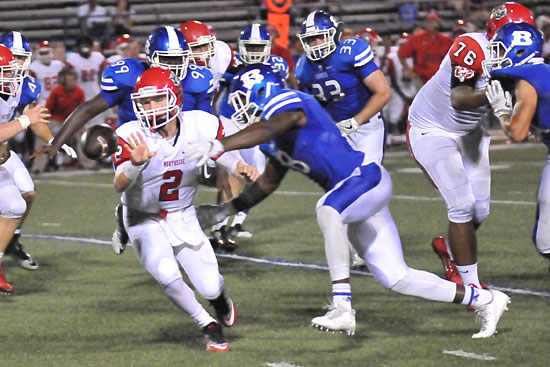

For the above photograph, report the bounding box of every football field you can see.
[1,142,549,367]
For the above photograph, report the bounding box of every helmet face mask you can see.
[145,26,189,81]
[36,40,53,64]
[0,45,23,96]
[239,24,271,64]
[229,64,284,128]
[131,68,182,131]
[482,22,544,75]
[0,31,32,79]
[298,11,341,61]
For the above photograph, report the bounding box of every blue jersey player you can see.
[37,25,214,161]
[184,64,511,339]
[212,24,291,242]
[295,10,390,164]
[484,22,550,267]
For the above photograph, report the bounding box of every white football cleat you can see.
[311,302,356,335]
[472,290,511,339]
[351,253,367,268]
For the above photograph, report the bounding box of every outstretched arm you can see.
[34,94,111,159]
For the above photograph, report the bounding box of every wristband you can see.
[123,162,146,180]
[17,115,31,130]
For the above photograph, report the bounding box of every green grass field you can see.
[1,142,549,367]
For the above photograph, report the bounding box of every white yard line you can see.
[22,233,550,299]
[443,350,497,361]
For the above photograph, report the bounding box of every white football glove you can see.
[336,117,359,136]
[485,80,513,118]
[48,138,77,159]
[184,139,225,167]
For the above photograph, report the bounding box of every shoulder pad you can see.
[183,64,215,94]
[449,35,485,75]
[20,76,41,105]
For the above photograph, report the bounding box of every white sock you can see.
[212,217,229,231]
[164,278,215,327]
[231,211,247,226]
[456,263,481,288]
[333,283,352,311]
[461,285,493,308]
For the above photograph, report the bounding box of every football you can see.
[80,124,118,160]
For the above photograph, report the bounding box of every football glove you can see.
[48,138,77,159]
[184,139,224,167]
[336,117,359,136]
[485,80,512,118]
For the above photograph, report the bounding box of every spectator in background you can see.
[398,2,418,23]
[537,15,550,63]
[111,0,135,36]
[78,0,110,48]
[341,28,355,40]
[38,68,85,171]
[398,12,452,86]
[128,40,145,60]
[287,35,303,65]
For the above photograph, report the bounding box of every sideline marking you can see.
[23,233,550,299]
[266,363,302,367]
[443,350,497,361]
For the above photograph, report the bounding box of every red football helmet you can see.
[397,32,409,46]
[485,2,535,39]
[115,34,131,56]
[36,40,53,64]
[0,44,23,96]
[179,21,216,67]
[356,27,381,46]
[131,67,182,131]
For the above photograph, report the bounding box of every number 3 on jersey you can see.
[312,80,343,102]
[160,170,182,201]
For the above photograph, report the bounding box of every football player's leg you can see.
[533,158,550,257]
[463,134,491,226]
[130,222,216,327]
[410,132,480,287]
[176,238,235,326]
[0,173,27,294]
[2,153,38,269]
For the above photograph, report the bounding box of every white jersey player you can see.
[29,41,65,105]
[112,68,258,351]
[66,36,106,126]
[407,2,535,289]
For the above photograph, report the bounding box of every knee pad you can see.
[196,274,224,300]
[474,199,490,224]
[152,257,181,288]
[447,197,475,223]
[4,195,26,218]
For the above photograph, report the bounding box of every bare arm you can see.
[220,110,306,152]
[0,105,50,144]
[354,70,391,125]
[498,80,537,142]
[450,85,488,110]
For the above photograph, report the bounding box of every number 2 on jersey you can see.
[159,170,183,201]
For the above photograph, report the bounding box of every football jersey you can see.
[66,51,105,100]
[101,58,215,125]
[294,37,379,122]
[209,40,233,91]
[260,89,367,191]
[492,63,550,147]
[29,60,65,105]
[113,110,224,213]
[409,32,490,133]
[0,76,41,122]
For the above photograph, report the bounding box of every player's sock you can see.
[165,278,215,327]
[456,263,481,288]
[231,211,248,226]
[332,283,352,311]
[461,285,493,308]
[212,217,229,232]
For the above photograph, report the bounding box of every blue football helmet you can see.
[0,31,32,78]
[229,64,285,128]
[239,24,271,64]
[144,26,189,81]
[298,10,342,61]
[483,22,544,74]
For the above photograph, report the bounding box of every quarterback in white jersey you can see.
[112,68,258,351]
[30,41,65,105]
[407,2,536,290]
